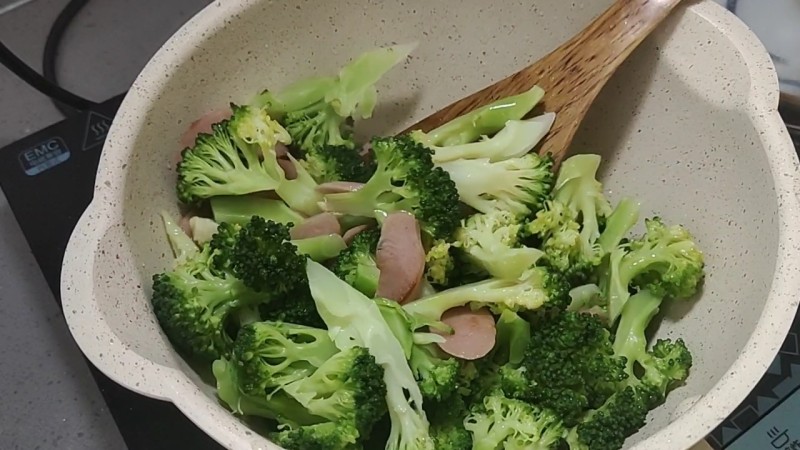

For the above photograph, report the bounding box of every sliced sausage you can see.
[342,225,370,245]
[278,157,298,180]
[178,107,232,153]
[179,213,194,238]
[316,181,366,195]
[375,211,425,303]
[434,306,497,360]
[290,212,342,240]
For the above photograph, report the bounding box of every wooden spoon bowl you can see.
[403,0,684,167]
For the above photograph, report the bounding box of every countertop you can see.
[0,0,209,448]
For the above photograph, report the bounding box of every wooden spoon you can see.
[403,0,684,167]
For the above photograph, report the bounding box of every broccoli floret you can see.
[257,285,326,328]
[409,343,461,402]
[464,393,567,450]
[257,43,416,153]
[565,385,650,450]
[176,104,290,205]
[426,395,472,450]
[281,347,388,441]
[305,260,435,450]
[210,195,304,226]
[613,289,693,406]
[564,290,694,450]
[423,240,487,289]
[597,197,641,254]
[272,422,362,450]
[223,217,307,295]
[417,113,555,164]
[600,217,705,324]
[320,135,461,240]
[231,321,339,396]
[525,199,597,285]
[212,357,324,427]
[454,210,544,280]
[549,154,614,261]
[402,266,570,327]
[439,153,554,217]
[151,244,265,362]
[331,228,381,297]
[517,310,628,427]
[411,85,544,147]
[299,144,376,184]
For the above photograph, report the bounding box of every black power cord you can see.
[0,0,97,115]
[43,0,92,116]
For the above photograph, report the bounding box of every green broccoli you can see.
[319,135,462,240]
[331,228,381,297]
[454,210,544,280]
[277,347,388,446]
[613,290,693,406]
[419,113,555,164]
[256,43,416,153]
[271,422,362,450]
[305,260,436,450]
[409,343,461,402]
[176,104,290,205]
[438,153,555,217]
[410,85,544,147]
[402,266,570,328]
[426,395,472,450]
[298,143,376,184]
[548,154,614,262]
[151,241,265,362]
[516,310,628,427]
[566,290,693,450]
[564,385,650,450]
[423,239,456,288]
[231,321,339,396]
[212,357,324,427]
[600,216,705,324]
[464,393,567,450]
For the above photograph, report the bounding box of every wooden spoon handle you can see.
[405,0,684,165]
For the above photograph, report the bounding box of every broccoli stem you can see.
[292,234,347,261]
[403,276,547,326]
[210,195,304,226]
[598,197,640,254]
[426,86,545,146]
[493,310,531,366]
[274,155,324,216]
[612,290,663,374]
[159,210,199,264]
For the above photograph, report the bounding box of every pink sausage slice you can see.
[435,306,497,360]
[316,181,366,195]
[375,212,425,303]
[290,212,342,240]
[179,107,232,150]
[278,157,298,180]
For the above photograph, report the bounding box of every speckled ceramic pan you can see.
[59,0,800,449]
